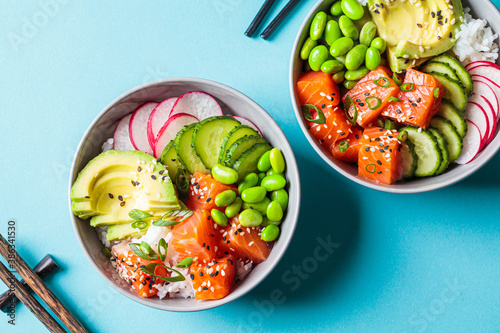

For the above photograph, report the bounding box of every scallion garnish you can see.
[158,238,168,261]
[365,96,382,110]
[398,131,408,142]
[433,87,440,98]
[384,119,397,130]
[175,169,190,203]
[338,140,349,153]
[373,77,391,87]
[401,83,415,92]
[176,257,193,269]
[377,116,385,128]
[366,163,377,173]
[128,209,153,221]
[343,96,358,125]
[102,248,112,258]
[153,209,194,227]
[389,96,402,103]
[301,104,326,124]
[392,73,403,86]
[131,220,148,230]
[129,241,159,261]
[140,263,186,282]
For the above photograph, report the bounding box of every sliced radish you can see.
[469,64,500,88]
[147,97,178,149]
[169,91,222,120]
[472,79,499,119]
[153,113,198,158]
[129,102,158,155]
[466,60,500,71]
[232,116,263,136]
[113,114,135,151]
[465,101,489,149]
[469,94,496,144]
[455,120,483,164]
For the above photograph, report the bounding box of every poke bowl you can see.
[69,78,300,311]
[290,0,500,193]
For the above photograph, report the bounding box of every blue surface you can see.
[0,1,499,332]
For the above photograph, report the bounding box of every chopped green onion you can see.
[389,96,402,103]
[398,131,408,142]
[131,220,148,230]
[102,248,112,258]
[153,209,194,227]
[343,96,358,125]
[128,209,153,221]
[175,169,190,203]
[140,263,186,282]
[301,104,326,124]
[338,140,349,153]
[128,241,159,261]
[377,116,385,128]
[176,257,193,269]
[373,77,391,87]
[366,163,377,174]
[392,73,403,86]
[433,87,440,98]
[365,96,382,110]
[401,83,415,92]
[384,119,397,130]
[158,238,168,261]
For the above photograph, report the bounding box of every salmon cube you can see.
[297,71,340,108]
[307,106,351,150]
[190,255,236,300]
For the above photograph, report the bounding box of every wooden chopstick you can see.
[261,0,301,40]
[0,234,87,333]
[0,260,66,333]
[245,0,277,37]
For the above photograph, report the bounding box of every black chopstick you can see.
[245,0,277,37]
[261,0,301,40]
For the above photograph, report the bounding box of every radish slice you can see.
[153,113,198,158]
[169,91,222,120]
[466,61,500,71]
[455,120,483,164]
[147,97,177,149]
[232,116,263,136]
[472,79,499,119]
[465,101,489,149]
[469,94,496,145]
[129,102,158,155]
[113,114,135,151]
[469,64,500,89]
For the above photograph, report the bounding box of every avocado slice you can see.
[106,220,151,241]
[71,150,180,224]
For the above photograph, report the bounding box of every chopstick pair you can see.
[0,234,87,333]
[245,0,301,40]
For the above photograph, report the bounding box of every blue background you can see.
[1,0,499,332]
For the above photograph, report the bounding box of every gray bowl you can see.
[68,78,300,311]
[290,0,500,193]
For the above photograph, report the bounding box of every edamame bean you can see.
[225,197,242,218]
[300,37,317,60]
[341,0,365,20]
[261,175,287,191]
[345,44,368,71]
[271,189,289,211]
[320,59,344,74]
[335,55,346,64]
[261,217,281,227]
[214,190,236,207]
[308,45,329,71]
[371,37,386,54]
[330,1,343,16]
[324,20,342,46]
[238,173,259,194]
[343,79,358,90]
[310,11,327,41]
[243,197,271,216]
[239,209,263,227]
[339,15,359,40]
[269,148,285,173]
[345,66,369,81]
[267,201,283,222]
[266,168,282,177]
[241,186,266,203]
[257,151,271,172]
[359,21,377,46]
[211,209,228,227]
[258,172,266,184]
[261,224,280,242]
[332,70,346,84]
[330,37,354,57]
[365,47,381,70]
[212,164,238,184]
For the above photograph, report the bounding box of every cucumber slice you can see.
[218,125,260,164]
[429,116,463,162]
[232,143,272,180]
[431,54,473,96]
[175,124,210,175]
[160,140,183,180]
[192,116,240,169]
[400,140,418,179]
[429,72,467,112]
[400,126,442,177]
[435,99,468,138]
[224,136,268,167]
[428,128,450,175]
[421,61,460,82]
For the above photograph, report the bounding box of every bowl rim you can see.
[68,77,301,311]
[289,0,500,194]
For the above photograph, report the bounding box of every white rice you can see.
[357,0,368,6]
[453,7,499,65]
[101,138,114,152]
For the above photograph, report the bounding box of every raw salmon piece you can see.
[358,127,403,185]
[297,71,341,108]
[331,127,363,163]
[186,173,237,212]
[190,255,236,300]
[381,68,444,129]
[342,66,400,128]
[307,106,351,149]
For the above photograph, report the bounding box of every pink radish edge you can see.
[153,113,199,158]
[129,102,158,155]
[465,101,489,150]
[147,97,178,150]
[455,120,483,165]
[169,91,223,120]
[113,114,135,151]
[233,116,263,136]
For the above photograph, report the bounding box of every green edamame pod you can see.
[310,11,327,41]
[241,186,267,203]
[330,1,343,16]
[332,71,346,84]
[330,37,354,57]
[238,173,259,194]
[320,59,344,74]
[257,150,271,172]
[341,0,365,20]
[335,55,347,64]
[211,209,228,227]
[239,209,263,227]
[266,201,283,222]
[261,224,280,242]
[365,47,381,70]
[309,45,329,71]
[269,148,285,174]
[359,21,377,46]
[343,79,358,90]
[214,190,237,207]
[345,44,368,71]
[212,164,239,184]
[345,66,369,81]
[225,197,242,218]
[300,37,318,61]
[243,197,271,216]
[258,172,266,184]
[338,15,359,40]
[324,20,342,46]
[261,175,287,192]
[271,189,289,211]
[371,37,386,54]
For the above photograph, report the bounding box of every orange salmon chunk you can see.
[381,68,444,129]
[358,127,403,185]
[342,66,399,128]
[307,106,351,150]
[186,172,237,212]
[331,127,363,163]
[297,71,341,108]
[190,255,236,300]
